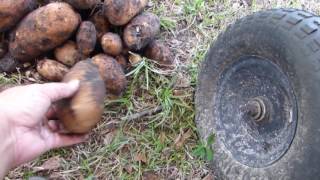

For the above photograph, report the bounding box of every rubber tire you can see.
[196,9,320,180]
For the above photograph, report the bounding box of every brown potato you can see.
[115,55,129,70]
[77,21,97,56]
[123,12,160,51]
[0,0,37,32]
[0,38,8,59]
[54,41,83,66]
[0,54,18,73]
[36,59,69,81]
[90,10,110,40]
[9,2,80,62]
[63,0,100,10]
[92,54,127,96]
[101,33,123,56]
[144,40,174,66]
[104,0,148,26]
[56,60,106,134]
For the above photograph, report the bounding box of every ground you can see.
[3,0,320,179]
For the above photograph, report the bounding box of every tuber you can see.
[77,21,97,56]
[56,60,106,134]
[54,41,83,66]
[123,12,160,51]
[9,2,81,62]
[36,59,69,81]
[101,33,123,56]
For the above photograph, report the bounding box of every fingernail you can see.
[68,80,80,89]
[84,134,90,140]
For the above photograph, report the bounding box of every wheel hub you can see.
[214,56,297,168]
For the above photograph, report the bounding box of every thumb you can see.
[40,80,80,102]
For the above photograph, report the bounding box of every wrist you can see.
[0,115,15,178]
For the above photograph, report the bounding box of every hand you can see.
[0,81,87,177]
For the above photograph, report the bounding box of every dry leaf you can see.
[124,165,134,174]
[103,130,117,145]
[134,152,147,163]
[159,131,166,144]
[142,171,161,180]
[33,156,61,172]
[174,129,193,149]
[129,53,142,65]
[203,173,214,180]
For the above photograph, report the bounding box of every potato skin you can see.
[56,60,106,134]
[144,40,174,66]
[92,54,127,96]
[0,54,18,73]
[104,0,148,26]
[90,10,110,40]
[36,59,69,81]
[77,21,97,56]
[101,33,123,56]
[115,55,129,70]
[63,0,100,10]
[9,2,81,62]
[0,0,37,32]
[54,41,83,66]
[123,12,160,51]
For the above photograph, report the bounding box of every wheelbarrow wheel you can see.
[196,8,320,179]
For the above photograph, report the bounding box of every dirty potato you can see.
[63,0,100,10]
[9,2,81,62]
[0,54,18,73]
[92,54,127,96]
[101,33,123,56]
[0,0,37,32]
[90,10,110,40]
[54,41,83,66]
[104,0,148,26]
[36,59,69,81]
[77,21,97,56]
[115,54,129,70]
[56,60,106,134]
[144,40,174,66]
[123,12,160,51]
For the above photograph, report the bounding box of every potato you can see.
[77,21,97,56]
[144,40,174,66]
[101,33,123,56]
[54,41,83,66]
[63,0,100,10]
[37,59,69,81]
[92,54,127,96]
[90,10,110,40]
[123,12,160,51]
[0,0,37,32]
[56,60,106,134]
[0,39,8,59]
[0,54,18,73]
[104,0,148,26]
[115,55,129,70]
[9,2,80,62]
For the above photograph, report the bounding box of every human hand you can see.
[0,81,88,177]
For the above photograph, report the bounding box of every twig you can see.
[121,106,163,121]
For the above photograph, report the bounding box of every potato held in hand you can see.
[56,60,106,134]
[92,54,127,96]
[9,2,80,62]
[37,59,69,81]
[104,0,148,26]
[0,0,37,32]
[123,12,160,51]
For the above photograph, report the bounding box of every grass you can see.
[5,0,320,179]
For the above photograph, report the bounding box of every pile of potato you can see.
[0,0,174,133]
